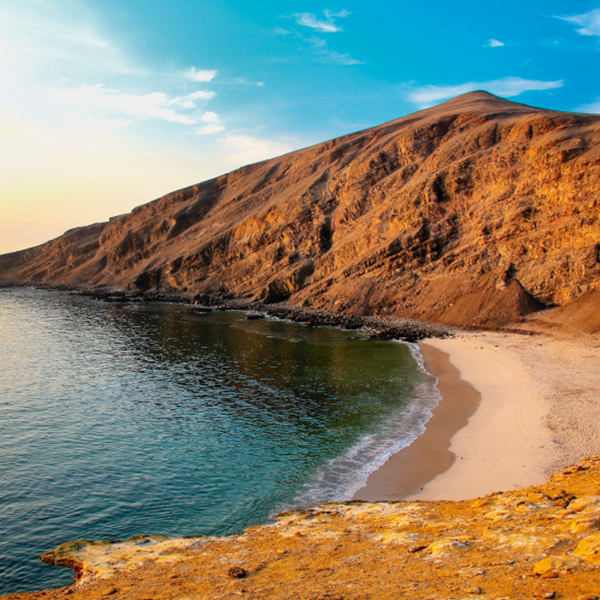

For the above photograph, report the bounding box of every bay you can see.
[0,288,437,593]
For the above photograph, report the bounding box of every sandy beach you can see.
[355,328,600,502]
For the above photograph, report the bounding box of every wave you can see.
[283,341,441,509]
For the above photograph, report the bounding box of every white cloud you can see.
[198,124,226,135]
[407,77,565,108]
[273,26,292,36]
[201,111,220,123]
[196,111,225,134]
[488,38,505,47]
[578,98,600,113]
[288,35,362,65]
[308,37,364,65]
[558,8,600,37]
[0,0,134,79]
[294,12,342,33]
[184,67,218,82]
[221,135,293,166]
[49,85,216,125]
[279,9,359,64]
[324,9,350,19]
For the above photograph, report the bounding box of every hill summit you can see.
[2,91,600,330]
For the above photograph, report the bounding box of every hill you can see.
[2,91,599,330]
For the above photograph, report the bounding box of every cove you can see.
[0,288,438,594]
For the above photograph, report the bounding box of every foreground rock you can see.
[1,91,599,332]
[5,456,600,600]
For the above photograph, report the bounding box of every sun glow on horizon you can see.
[1,0,596,253]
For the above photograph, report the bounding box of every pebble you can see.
[228,566,248,578]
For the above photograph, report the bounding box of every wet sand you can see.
[353,343,481,501]
[355,332,560,502]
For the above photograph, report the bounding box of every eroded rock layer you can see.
[2,91,600,329]
[5,456,600,600]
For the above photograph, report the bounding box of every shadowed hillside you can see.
[2,91,600,330]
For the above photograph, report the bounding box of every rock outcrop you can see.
[2,91,600,329]
[4,456,600,600]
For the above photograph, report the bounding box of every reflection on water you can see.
[0,289,434,594]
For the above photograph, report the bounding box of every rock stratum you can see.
[4,456,600,600]
[2,91,600,332]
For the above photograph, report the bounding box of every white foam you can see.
[283,341,442,509]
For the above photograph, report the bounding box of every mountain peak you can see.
[428,90,540,114]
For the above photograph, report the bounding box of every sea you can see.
[0,287,440,594]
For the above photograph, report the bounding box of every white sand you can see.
[404,330,600,501]
[403,333,553,500]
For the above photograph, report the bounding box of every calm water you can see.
[0,288,439,594]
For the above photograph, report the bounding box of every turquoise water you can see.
[0,288,438,594]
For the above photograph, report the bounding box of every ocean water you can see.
[0,288,440,594]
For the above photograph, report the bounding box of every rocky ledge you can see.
[4,456,600,600]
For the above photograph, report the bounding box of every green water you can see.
[0,288,438,593]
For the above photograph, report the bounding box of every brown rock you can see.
[467,586,483,595]
[228,566,248,578]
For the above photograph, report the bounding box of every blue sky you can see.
[1,0,600,252]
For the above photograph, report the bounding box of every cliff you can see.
[5,456,600,600]
[2,91,600,330]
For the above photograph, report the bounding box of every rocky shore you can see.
[4,456,600,600]
[0,280,451,342]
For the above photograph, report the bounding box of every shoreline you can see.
[2,282,450,343]
[356,332,558,502]
[352,342,482,501]
[3,291,600,597]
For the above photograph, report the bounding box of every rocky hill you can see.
[2,91,599,331]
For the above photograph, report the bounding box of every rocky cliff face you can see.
[2,91,599,329]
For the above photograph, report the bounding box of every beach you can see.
[355,328,600,502]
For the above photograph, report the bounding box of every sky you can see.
[1,0,600,254]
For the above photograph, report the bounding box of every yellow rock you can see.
[428,538,473,555]
[533,555,580,575]
[570,516,600,534]
[471,497,493,509]
[574,533,600,564]
[484,509,511,522]
[569,497,600,513]
[527,493,550,504]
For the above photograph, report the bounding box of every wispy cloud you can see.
[221,134,292,165]
[324,9,350,19]
[196,111,225,134]
[292,9,350,33]
[307,36,364,65]
[184,67,218,82]
[277,9,359,65]
[578,98,600,114]
[49,85,216,125]
[274,25,362,66]
[0,0,140,81]
[558,8,600,37]
[407,77,565,108]
[487,38,505,47]
[293,12,342,32]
